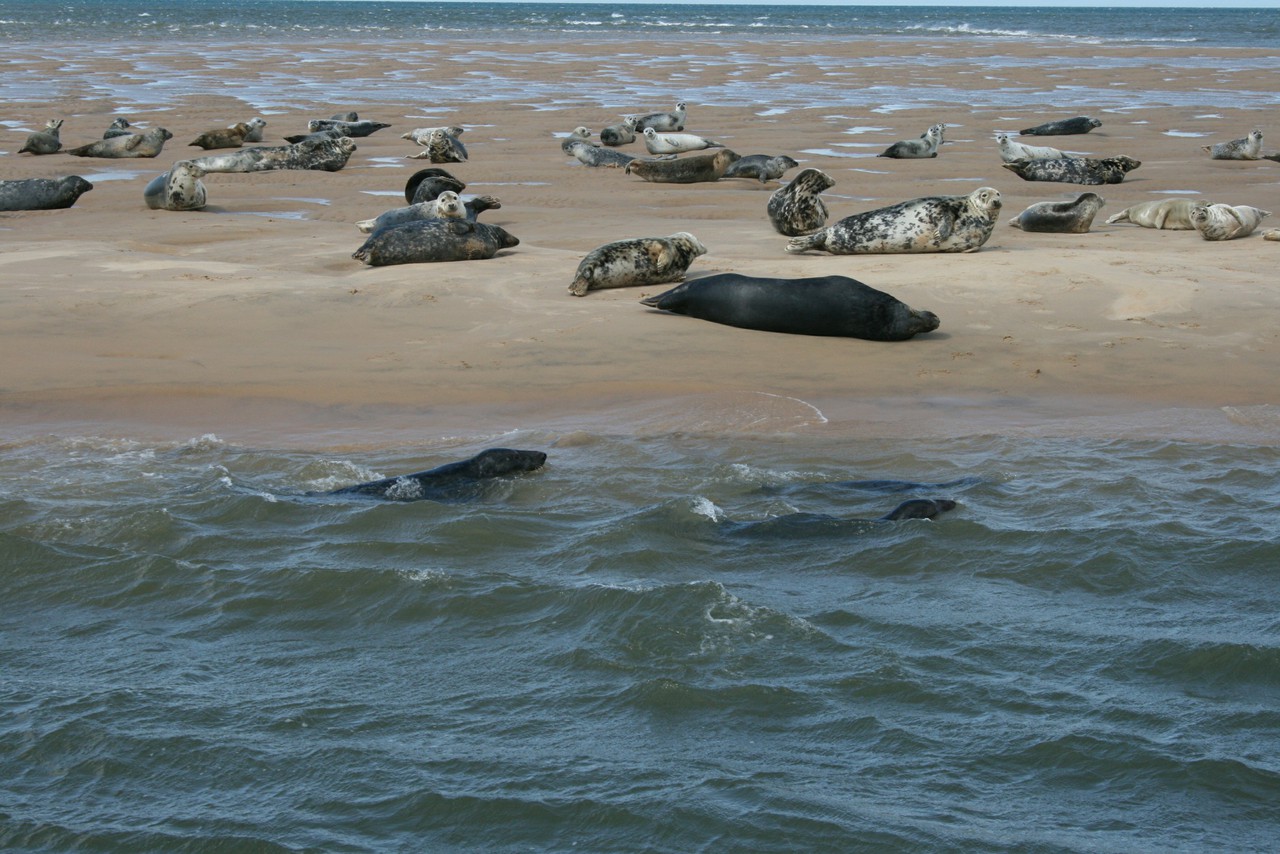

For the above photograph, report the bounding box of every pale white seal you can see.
[642,127,723,155]
[1104,198,1206,230]
[997,134,1066,162]
[1190,203,1271,240]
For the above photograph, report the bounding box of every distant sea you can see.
[4,3,1280,853]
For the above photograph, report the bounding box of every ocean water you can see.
[4,2,1280,851]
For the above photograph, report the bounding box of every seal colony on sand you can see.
[878,123,945,159]
[767,168,834,236]
[1104,198,1205,230]
[351,219,519,266]
[1008,192,1105,233]
[189,135,356,173]
[0,176,94,211]
[569,232,708,296]
[785,187,1002,255]
[18,119,63,155]
[641,273,941,341]
[319,448,548,501]
[1202,129,1264,160]
[66,127,173,158]
[1019,116,1102,136]
[1190,203,1271,241]
[723,154,799,183]
[142,160,208,211]
[1002,155,1140,185]
[625,149,739,184]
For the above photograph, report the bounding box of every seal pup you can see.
[569,232,707,297]
[600,116,639,146]
[190,135,356,173]
[321,448,547,501]
[188,122,252,150]
[1104,198,1204,230]
[1202,129,1264,160]
[1008,192,1105,233]
[0,176,94,211]
[1190,203,1271,241]
[404,167,466,204]
[878,122,945,159]
[1019,116,1102,136]
[402,125,465,146]
[723,154,799,183]
[766,167,834,236]
[66,127,173,158]
[564,139,635,168]
[624,149,738,184]
[642,273,940,341]
[1002,155,1140,185]
[142,160,208,211]
[352,219,519,266]
[786,187,1002,255]
[997,134,1066,162]
[102,117,132,138]
[642,127,723,155]
[418,127,468,163]
[356,193,501,233]
[307,118,390,137]
[240,118,267,142]
[18,119,63,155]
[631,101,687,132]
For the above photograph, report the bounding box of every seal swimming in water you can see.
[641,127,723,155]
[641,273,941,341]
[631,101,687,132]
[786,187,1002,255]
[18,119,63,155]
[1019,116,1102,136]
[352,218,519,266]
[1104,198,1204,230]
[997,134,1066,162]
[569,232,707,297]
[564,139,636,168]
[142,160,208,211]
[722,154,799,183]
[766,168,834,236]
[188,122,252,150]
[1202,129,1264,160]
[0,176,94,211]
[600,116,639,146]
[319,448,547,501]
[878,122,945,159]
[718,498,958,538]
[1190,203,1271,241]
[403,167,466,204]
[356,193,501,233]
[66,126,173,158]
[307,118,390,137]
[189,135,356,173]
[1007,192,1105,233]
[625,149,738,184]
[1002,155,1140,185]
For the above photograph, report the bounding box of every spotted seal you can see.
[1190,203,1271,240]
[66,127,173,158]
[352,219,519,266]
[1008,192,1105,233]
[102,117,132,139]
[402,125,465,146]
[631,101,687,132]
[641,273,941,340]
[997,134,1066,162]
[568,232,707,297]
[766,168,834,236]
[0,176,94,211]
[1002,155,1140,185]
[1202,129,1263,161]
[240,118,267,142]
[356,192,501,233]
[1019,116,1102,136]
[786,187,1001,255]
[1104,198,1204,230]
[307,118,390,137]
[624,149,738,184]
[404,167,466,204]
[564,139,636,168]
[723,154,799,183]
[189,135,356,173]
[18,119,63,155]
[558,127,595,154]
[319,448,547,501]
[878,122,945,159]
[142,160,208,211]
[642,127,722,155]
[416,127,468,163]
[188,122,252,150]
[600,116,639,146]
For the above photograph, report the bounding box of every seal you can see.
[357,193,501,233]
[1019,116,1102,136]
[404,166,466,204]
[997,134,1066,162]
[414,127,468,163]
[307,118,390,137]
[188,122,252,150]
[786,187,1002,255]
[718,497,958,537]
[330,111,359,122]
[568,232,707,297]
[1008,192,1105,233]
[1104,198,1204,230]
[1202,129,1264,160]
[352,218,519,266]
[320,448,547,501]
[189,135,356,173]
[558,127,594,154]
[102,117,132,138]
[564,139,636,168]
[642,127,722,155]
[1002,155,1140,185]
[402,125,465,146]
[723,154,799,183]
[66,127,173,158]
[1265,230,1279,241]
[600,116,639,146]
[240,117,267,142]
[142,160,208,211]
[624,149,739,184]
[878,499,958,521]
[641,273,941,341]
[878,122,945,159]
[766,167,834,236]
[631,101,687,132]
[0,176,94,211]
[1190,203,1271,241]
[18,119,63,155]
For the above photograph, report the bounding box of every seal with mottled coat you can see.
[600,116,639,146]
[564,139,636,168]
[402,125,465,146]
[18,119,63,155]
[307,118,390,137]
[766,168,833,236]
[416,128,468,163]
[355,193,501,233]
[188,122,252,150]
[240,118,267,142]
[1104,198,1204,230]
[1002,155,1140,185]
[723,154,799,183]
[352,219,519,266]
[997,134,1066,162]
[320,448,547,501]
[1202,129,1263,160]
[1190,203,1271,241]
[67,127,172,158]
[625,148,738,184]
[102,117,132,138]
[1019,116,1102,136]
[189,135,356,173]
[878,123,945,159]
[569,232,707,296]
[1008,192,1105,233]
[143,160,208,211]
[0,176,94,211]
[786,187,1002,255]
[631,101,687,132]
[641,273,941,341]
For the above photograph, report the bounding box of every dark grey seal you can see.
[719,498,958,538]
[641,273,940,341]
[1008,192,1106,233]
[766,167,834,236]
[404,167,466,204]
[723,154,799,183]
[1019,116,1102,136]
[600,117,639,146]
[1002,155,1140,185]
[66,127,172,158]
[786,187,1002,255]
[624,149,738,184]
[352,219,519,266]
[307,118,390,137]
[0,176,94,211]
[102,117,132,139]
[18,119,63,155]
[319,448,547,501]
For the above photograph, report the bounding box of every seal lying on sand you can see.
[1104,198,1204,230]
[1019,116,1102,136]
[352,219,519,266]
[307,118,390,137]
[1190,203,1271,240]
[356,193,501,233]
[625,149,738,183]
[631,101,687,132]
[189,135,356,173]
[18,119,63,155]
[1002,155,1140,185]
[569,232,707,296]
[600,117,639,146]
[723,154,799,183]
[188,122,252,150]
[564,139,636,168]
[102,117,132,138]
[319,448,547,501]
[786,187,1001,255]
[767,168,834,236]
[404,167,466,204]
[66,127,172,158]
[142,160,208,211]
[1008,192,1105,233]
[1202,129,1263,160]
[240,118,267,142]
[997,134,1066,162]
[402,125,465,146]
[878,123,945,159]
[642,127,723,155]
[0,176,94,211]
[641,273,940,341]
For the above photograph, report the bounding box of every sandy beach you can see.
[3,39,1278,445]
